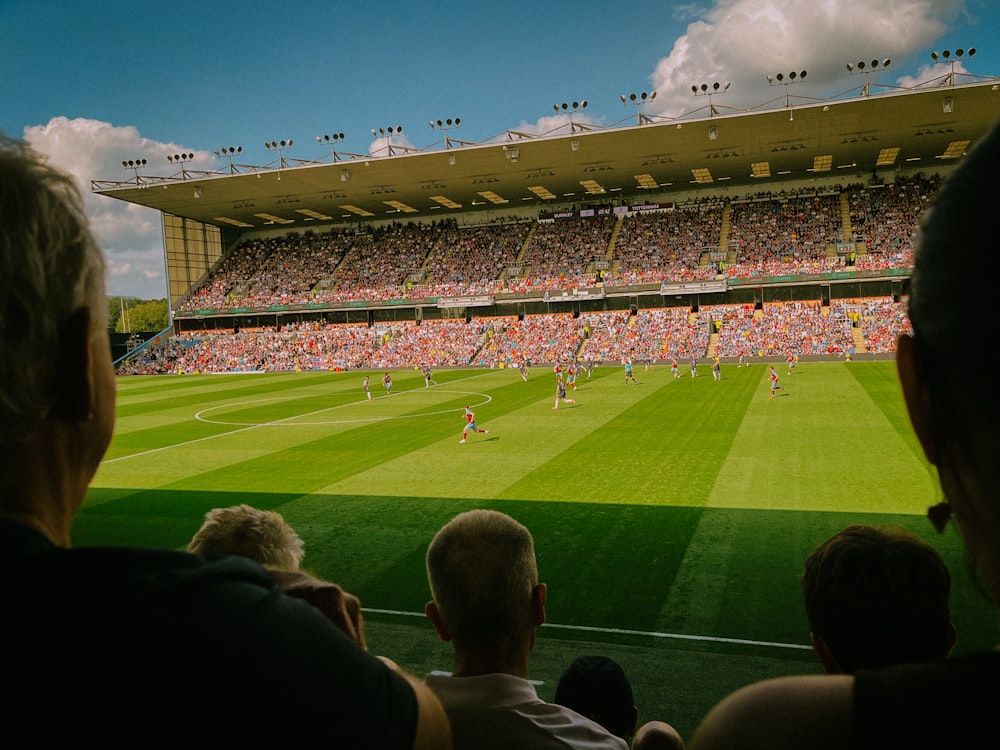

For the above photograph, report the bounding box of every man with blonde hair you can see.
[187,503,368,646]
[424,509,625,749]
[187,503,305,569]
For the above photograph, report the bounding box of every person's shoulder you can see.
[12,527,274,593]
[6,538,419,715]
[852,653,1000,747]
[18,540,362,650]
[688,674,854,750]
[857,651,1000,704]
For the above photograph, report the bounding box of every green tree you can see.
[109,297,170,333]
[107,297,128,334]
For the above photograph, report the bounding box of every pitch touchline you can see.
[363,607,811,651]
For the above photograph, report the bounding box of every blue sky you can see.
[2,0,997,299]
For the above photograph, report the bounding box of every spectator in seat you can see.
[424,509,626,749]
[0,133,450,748]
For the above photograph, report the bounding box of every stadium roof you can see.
[93,78,1000,231]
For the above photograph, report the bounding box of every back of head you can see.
[907,120,1000,443]
[801,523,952,672]
[0,135,107,450]
[905,119,1000,579]
[633,720,686,750]
[426,509,537,648]
[554,655,636,739]
[187,504,305,570]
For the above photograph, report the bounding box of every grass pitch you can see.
[81,361,994,738]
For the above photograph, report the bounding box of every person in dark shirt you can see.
[0,134,451,748]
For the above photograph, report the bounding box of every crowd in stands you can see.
[609,203,722,286]
[138,176,934,375]
[324,222,444,302]
[117,296,906,375]
[172,178,931,318]
[506,214,617,292]
[479,312,584,368]
[847,174,938,270]
[371,318,490,369]
[855,295,913,352]
[414,221,531,297]
[712,300,857,358]
[582,307,710,363]
[726,192,845,278]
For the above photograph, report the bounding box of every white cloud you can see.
[23,117,208,300]
[647,0,965,118]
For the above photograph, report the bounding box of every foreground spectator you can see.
[0,134,451,747]
[688,118,1000,750]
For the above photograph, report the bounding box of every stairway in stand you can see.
[851,326,867,354]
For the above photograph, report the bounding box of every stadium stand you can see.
[120,175,921,374]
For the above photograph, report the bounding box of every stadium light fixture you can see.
[265,139,294,169]
[931,47,977,87]
[316,133,345,162]
[167,152,195,179]
[429,118,461,148]
[691,82,729,117]
[212,146,242,174]
[845,58,891,96]
[371,126,403,156]
[621,91,656,125]
[767,70,807,120]
[553,100,588,133]
[122,158,147,185]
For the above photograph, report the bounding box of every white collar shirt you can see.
[425,671,628,750]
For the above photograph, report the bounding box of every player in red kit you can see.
[460,406,490,444]
[769,366,785,399]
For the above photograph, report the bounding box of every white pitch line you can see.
[362,608,811,651]
[101,421,269,464]
[101,371,499,464]
[194,389,491,426]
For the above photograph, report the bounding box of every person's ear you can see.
[424,601,452,642]
[896,333,936,465]
[945,622,957,656]
[531,582,547,627]
[810,631,844,675]
[54,307,95,422]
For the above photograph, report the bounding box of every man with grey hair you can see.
[187,503,368,647]
[424,508,626,749]
[187,503,307,570]
[0,135,451,748]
